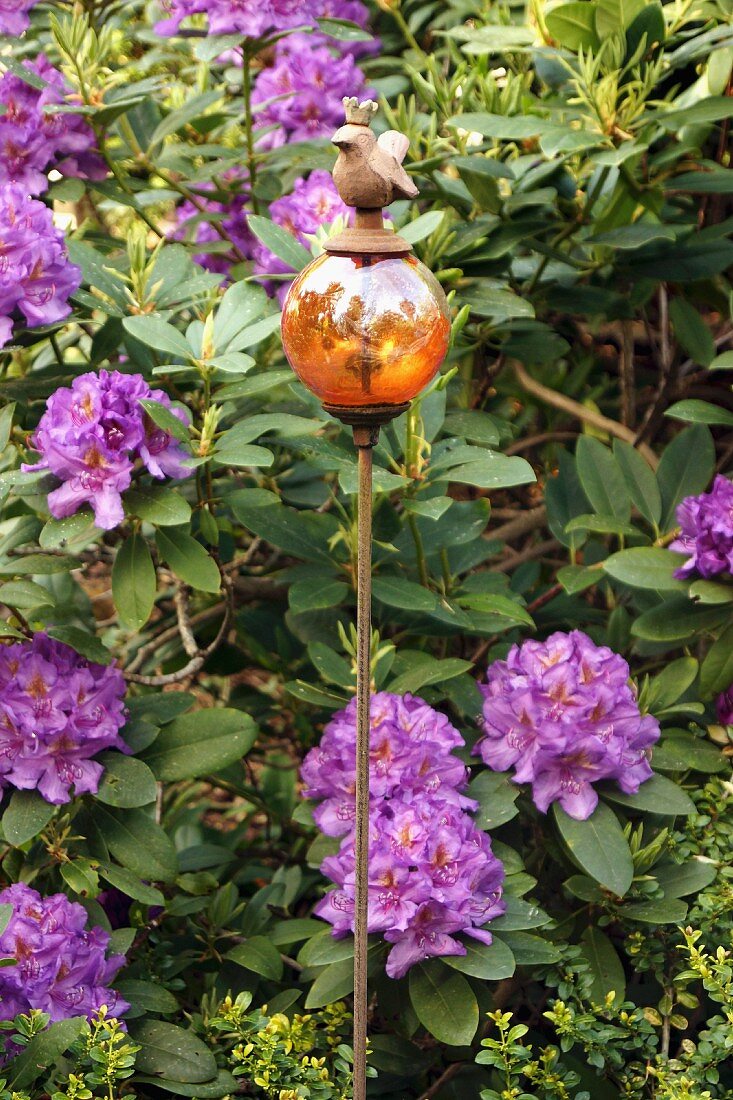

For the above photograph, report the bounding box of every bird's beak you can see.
[332,127,350,149]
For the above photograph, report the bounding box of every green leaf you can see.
[213,281,268,350]
[592,224,675,249]
[491,897,551,932]
[248,214,312,272]
[388,656,473,695]
[666,399,733,428]
[95,753,158,808]
[155,527,221,593]
[632,597,727,642]
[612,441,662,527]
[39,510,99,551]
[580,927,625,1005]
[657,424,715,531]
[546,451,589,548]
[654,860,717,898]
[554,802,634,896]
[289,579,348,615]
[494,931,560,965]
[231,492,338,563]
[131,1022,217,1085]
[595,0,645,35]
[0,579,54,610]
[149,90,222,148]
[646,656,698,710]
[2,790,55,846]
[442,410,501,446]
[669,299,715,366]
[141,708,257,781]
[7,1018,87,1090]
[438,453,535,490]
[446,112,548,140]
[409,960,479,1046]
[116,979,178,1016]
[211,441,273,468]
[46,626,112,664]
[316,16,373,40]
[619,898,688,923]
[98,863,165,906]
[601,774,696,816]
[546,2,600,49]
[0,553,78,575]
[652,734,728,774]
[373,575,438,612]
[444,937,516,980]
[298,931,355,967]
[227,936,284,980]
[399,210,445,244]
[604,547,687,590]
[701,624,733,695]
[709,351,733,371]
[0,402,15,451]
[139,398,191,444]
[468,771,520,829]
[125,487,192,527]
[94,806,178,882]
[575,437,630,521]
[123,315,193,360]
[112,533,156,631]
[305,957,355,1008]
[134,1072,239,1098]
[656,95,733,129]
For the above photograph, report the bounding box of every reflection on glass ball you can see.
[281,251,450,408]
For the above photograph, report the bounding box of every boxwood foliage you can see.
[0,0,731,1097]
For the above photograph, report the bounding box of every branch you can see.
[511,359,659,469]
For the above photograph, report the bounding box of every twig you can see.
[619,319,635,427]
[493,537,560,573]
[489,506,547,545]
[511,359,659,469]
[124,575,233,685]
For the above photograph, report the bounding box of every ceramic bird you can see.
[332,97,418,209]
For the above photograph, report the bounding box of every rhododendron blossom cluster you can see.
[475,630,660,820]
[671,475,733,580]
[0,884,128,1023]
[301,692,506,979]
[0,186,82,349]
[24,369,191,529]
[0,56,105,194]
[0,0,39,35]
[0,633,127,804]
[252,33,374,150]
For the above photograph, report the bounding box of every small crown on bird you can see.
[342,97,378,126]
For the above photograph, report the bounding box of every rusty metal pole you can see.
[352,425,376,1099]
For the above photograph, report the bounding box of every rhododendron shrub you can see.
[0,0,731,1097]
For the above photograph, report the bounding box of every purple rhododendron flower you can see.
[23,369,190,530]
[0,56,106,195]
[252,34,374,149]
[155,0,311,37]
[0,185,82,349]
[0,633,128,804]
[716,686,733,726]
[0,0,39,35]
[301,692,506,979]
[670,475,733,580]
[0,883,128,1024]
[475,630,660,821]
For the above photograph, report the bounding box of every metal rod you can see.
[353,426,376,1100]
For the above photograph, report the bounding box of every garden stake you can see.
[281,96,450,1098]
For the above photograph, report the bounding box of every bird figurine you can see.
[332,97,418,210]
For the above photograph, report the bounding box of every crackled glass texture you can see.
[281,252,450,407]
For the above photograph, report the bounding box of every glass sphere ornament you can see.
[281,251,450,411]
[280,97,450,428]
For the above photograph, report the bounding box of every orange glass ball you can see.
[281,251,450,409]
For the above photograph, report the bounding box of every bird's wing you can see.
[377,130,410,164]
